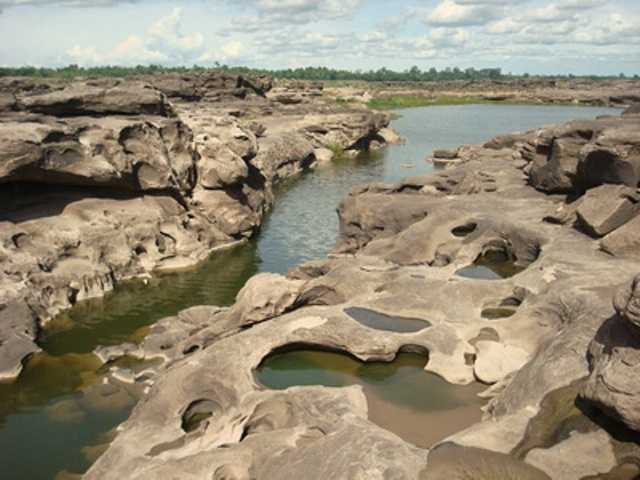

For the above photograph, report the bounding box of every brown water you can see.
[256,350,485,448]
[0,104,619,479]
[456,250,526,280]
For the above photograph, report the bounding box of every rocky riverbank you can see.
[82,104,640,479]
[0,73,393,380]
[328,78,640,108]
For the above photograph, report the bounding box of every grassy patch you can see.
[366,95,500,110]
[326,143,349,161]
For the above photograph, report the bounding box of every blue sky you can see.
[0,0,638,75]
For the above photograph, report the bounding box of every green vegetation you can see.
[367,95,502,110]
[326,142,349,161]
[0,63,633,82]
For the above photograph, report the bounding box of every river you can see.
[0,104,618,479]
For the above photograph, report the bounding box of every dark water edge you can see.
[256,350,485,448]
[0,104,619,480]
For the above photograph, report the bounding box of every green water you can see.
[456,250,526,280]
[256,350,484,447]
[0,244,260,479]
[0,104,619,479]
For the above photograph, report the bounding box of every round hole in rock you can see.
[344,307,432,333]
[456,249,526,280]
[182,344,200,356]
[255,347,485,448]
[481,307,517,320]
[181,399,219,433]
[451,223,478,238]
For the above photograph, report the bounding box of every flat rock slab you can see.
[525,431,617,480]
[474,341,530,385]
[576,184,640,237]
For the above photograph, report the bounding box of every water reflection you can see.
[256,350,484,448]
[0,104,619,478]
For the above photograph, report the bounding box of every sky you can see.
[0,0,638,75]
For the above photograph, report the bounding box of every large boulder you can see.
[252,132,315,185]
[0,116,196,194]
[197,142,249,189]
[19,81,175,117]
[528,116,640,193]
[529,137,587,193]
[226,273,304,327]
[576,184,640,237]
[582,276,640,432]
[601,214,640,258]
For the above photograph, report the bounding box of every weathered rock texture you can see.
[85,111,640,478]
[0,74,391,379]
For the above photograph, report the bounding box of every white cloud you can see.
[66,7,204,65]
[427,0,502,27]
[0,0,137,11]
[147,7,204,53]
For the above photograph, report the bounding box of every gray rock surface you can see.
[0,76,391,380]
[582,275,640,432]
[85,110,640,479]
[576,184,640,237]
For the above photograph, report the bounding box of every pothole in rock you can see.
[511,380,640,465]
[451,222,478,238]
[181,399,220,433]
[255,347,485,448]
[481,307,518,319]
[481,296,522,320]
[456,249,527,280]
[344,307,432,333]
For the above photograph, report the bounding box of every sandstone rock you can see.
[424,443,551,480]
[197,142,249,189]
[613,274,640,329]
[582,276,640,433]
[74,99,640,480]
[578,143,640,191]
[576,184,640,237]
[0,300,40,380]
[601,214,640,258]
[474,341,530,385]
[252,132,315,185]
[433,148,459,159]
[0,116,196,194]
[529,137,587,193]
[313,148,334,164]
[226,273,304,327]
[193,189,260,238]
[19,82,175,117]
[623,104,640,116]
[525,430,617,480]
[0,92,16,111]
[377,127,402,145]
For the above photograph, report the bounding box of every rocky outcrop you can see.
[85,110,640,478]
[528,116,640,193]
[327,78,640,108]
[142,72,273,102]
[582,276,640,432]
[576,184,640,237]
[0,76,392,380]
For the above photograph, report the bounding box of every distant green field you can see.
[366,95,502,110]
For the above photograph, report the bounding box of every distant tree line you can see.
[0,64,636,81]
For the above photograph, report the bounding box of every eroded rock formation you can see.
[81,108,640,478]
[0,74,392,379]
